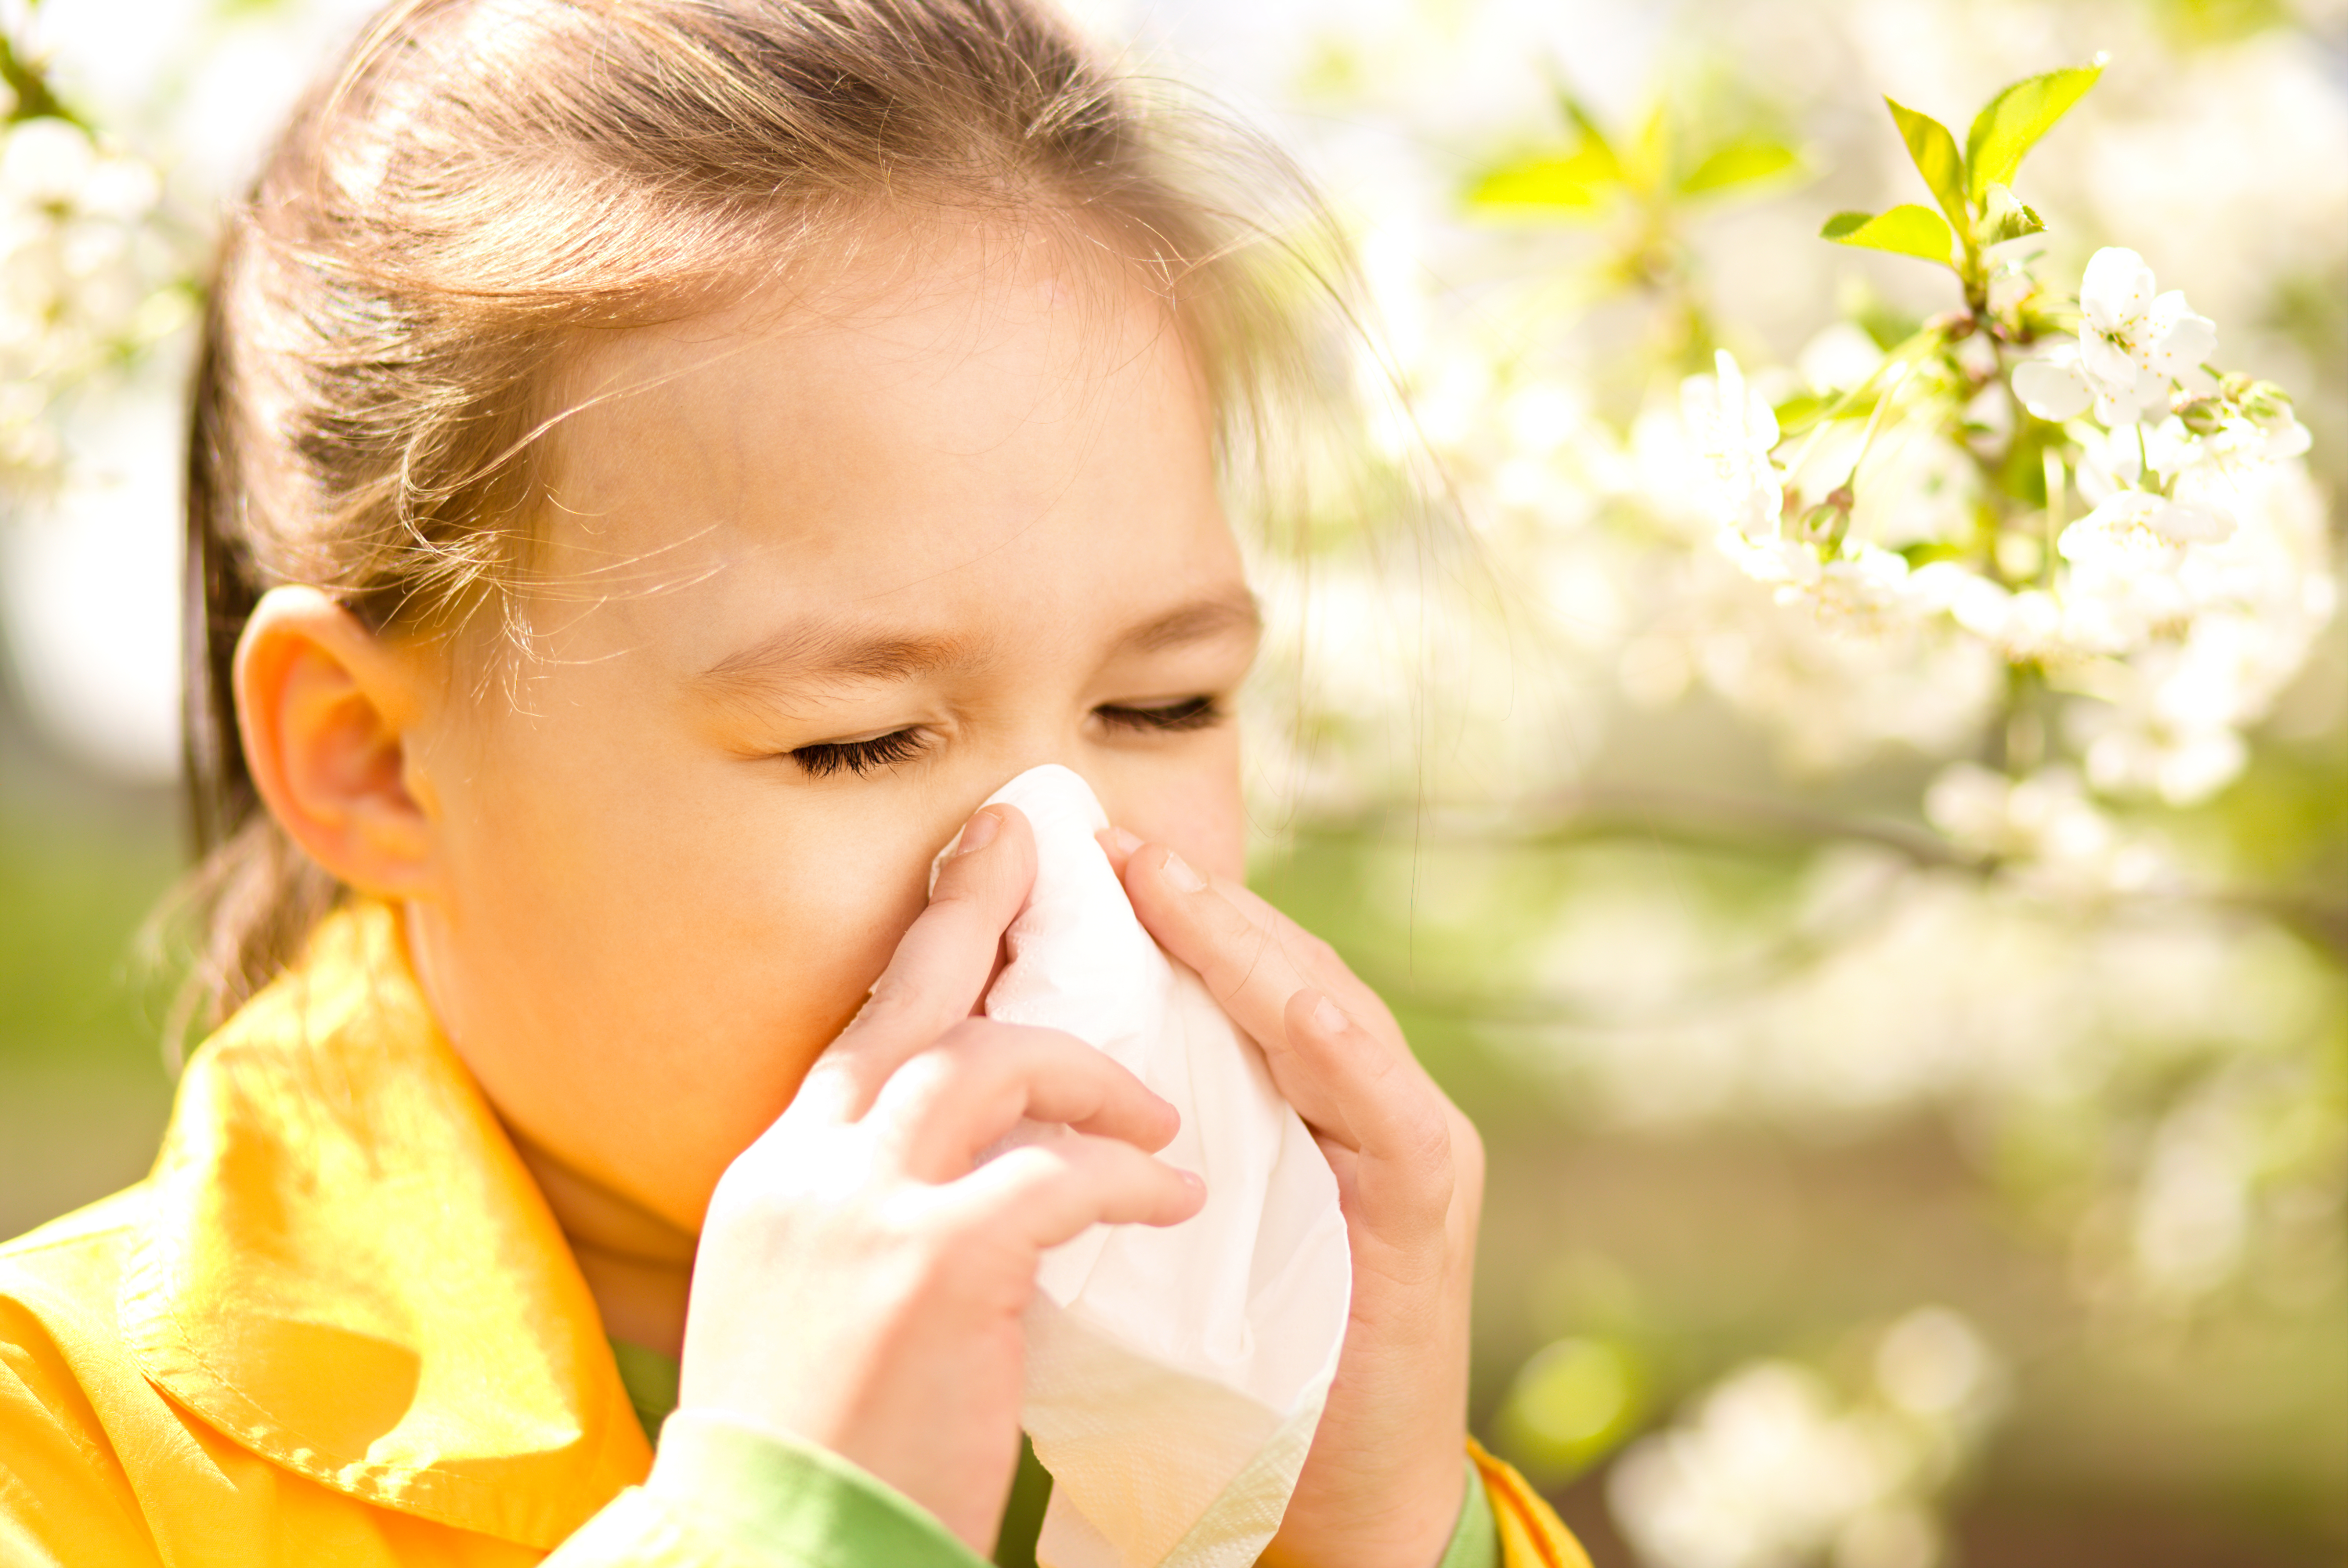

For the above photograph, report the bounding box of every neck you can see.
[403,901,697,1359]
[508,1131,696,1359]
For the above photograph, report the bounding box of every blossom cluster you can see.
[1220,20,2348,1567]
[0,114,175,486]
[1685,240,2328,826]
[1609,1310,2001,1568]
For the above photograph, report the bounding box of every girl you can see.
[0,2,1587,1565]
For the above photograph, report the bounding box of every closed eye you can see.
[788,728,928,779]
[1095,696,1224,734]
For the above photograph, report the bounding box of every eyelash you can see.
[789,728,930,779]
[1096,696,1225,734]
[785,699,1224,779]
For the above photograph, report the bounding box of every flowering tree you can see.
[1692,68,2325,863]
[0,34,180,487]
[0,2,2339,1565]
[1233,9,2344,1563]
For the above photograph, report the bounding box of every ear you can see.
[233,585,440,898]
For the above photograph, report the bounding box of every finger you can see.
[1105,834,1322,977]
[1216,880,1389,1022]
[1095,825,1144,878]
[942,1133,1204,1250]
[1106,833,1393,1042]
[1285,987,1454,1242]
[1118,844,1334,1102]
[1123,844,1448,1152]
[868,1021,1180,1181]
[795,804,1035,1122]
[1129,844,1405,1048]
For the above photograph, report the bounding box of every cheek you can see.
[1098,729,1246,882]
[416,706,937,1222]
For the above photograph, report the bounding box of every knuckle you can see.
[920,872,988,916]
[1221,901,1274,952]
[861,970,937,1030]
[916,1216,984,1279]
[933,818,1030,897]
[887,1044,960,1102]
[1398,1096,1453,1172]
[934,1021,1044,1092]
[883,1187,971,1258]
[1034,1136,1106,1193]
[935,1015,992,1047]
[1210,930,1278,1005]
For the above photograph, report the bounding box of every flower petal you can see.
[2077,331,2139,392]
[2090,374,2156,428]
[2261,420,2313,460]
[2012,359,2092,421]
[2145,292,2216,375]
[2080,247,2155,333]
[2061,490,2174,566]
[2148,498,2234,544]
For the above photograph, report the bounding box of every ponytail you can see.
[182,285,255,859]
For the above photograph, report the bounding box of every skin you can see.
[231,212,1482,1566]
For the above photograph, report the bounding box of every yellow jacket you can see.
[0,903,1586,1567]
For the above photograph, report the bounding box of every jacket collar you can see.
[121,901,652,1548]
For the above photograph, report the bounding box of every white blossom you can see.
[2074,247,2216,424]
[1924,763,2166,893]
[1609,1364,1903,1568]
[0,117,172,488]
[1608,1322,1999,1568]
[1683,349,1786,543]
[2058,488,2233,571]
[1665,555,2002,771]
[2010,349,2093,422]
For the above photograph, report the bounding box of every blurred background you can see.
[0,0,2341,1563]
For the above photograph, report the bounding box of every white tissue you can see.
[946,766,1351,1568]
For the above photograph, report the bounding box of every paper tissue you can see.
[941,765,1351,1568]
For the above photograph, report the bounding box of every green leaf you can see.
[1848,289,1925,351]
[1978,182,2046,246]
[1884,97,1971,240]
[1964,63,2104,201]
[1622,99,1671,194]
[1678,136,1804,196]
[1771,390,1828,437]
[1820,205,1956,266]
[1551,85,1623,185]
[1469,146,1621,215]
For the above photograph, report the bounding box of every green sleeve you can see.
[547,1410,989,1568]
[574,1337,1494,1568]
[1440,1454,1501,1568]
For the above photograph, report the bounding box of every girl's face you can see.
[399,218,1254,1238]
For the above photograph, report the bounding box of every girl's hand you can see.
[1105,832,1483,1568]
[678,804,1205,1552]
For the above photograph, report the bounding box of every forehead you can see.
[526,213,1236,669]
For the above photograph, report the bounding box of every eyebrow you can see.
[1118,594,1263,656]
[695,591,1262,700]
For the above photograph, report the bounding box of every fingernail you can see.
[1107,826,1143,856]
[1176,1169,1205,1193]
[1309,994,1349,1037]
[1161,850,1205,893]
[955,807,1002,855]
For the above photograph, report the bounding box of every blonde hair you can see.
[179,0,1341,1036]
